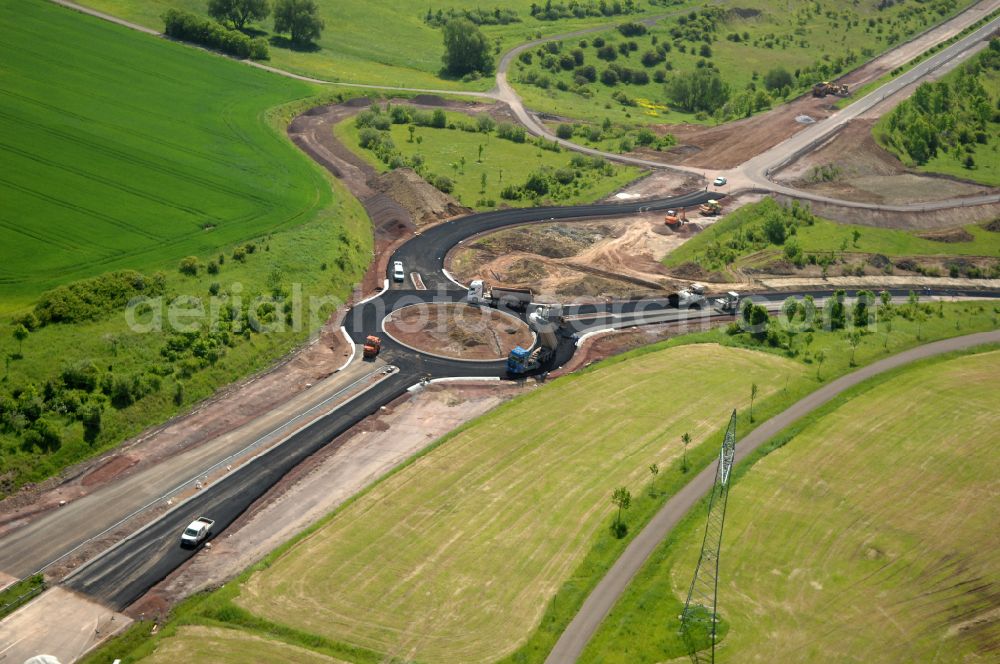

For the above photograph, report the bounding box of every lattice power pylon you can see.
[679,410,738,663]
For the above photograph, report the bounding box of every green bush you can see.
[162,9,269,60]
[34,270,165,326]
[556,123,574,139]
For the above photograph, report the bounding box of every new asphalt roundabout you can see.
[59,192,1000,617]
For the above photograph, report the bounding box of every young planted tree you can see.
[273,0,324,46]
[750,382,758,422]
[815,349,826,380]
[914,309,927,340]
[847,330,862,366]
[611,486,632,538]
[648,463,659,497]
[207,0,270,30]
[12,324,28,356]
[681,432,691,473]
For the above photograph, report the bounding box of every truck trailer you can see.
[668,283,707,309]
[506,305,562,376]
[467,280,533,311]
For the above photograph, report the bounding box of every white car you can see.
[713,176,727,186]
[392,260,405,283]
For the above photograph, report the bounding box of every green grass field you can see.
[80,300,1000,664]
[234,344,801,663]
[0,0,337,308]
[663,198,1000,277]
[143,625,347,664]
[76,0,680,90]
[583,348,1000,662]
[333,107,640,209]
[511,0,976,125]
[0,0,371,495]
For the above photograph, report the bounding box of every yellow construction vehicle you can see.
[812,82,849,98]
[699,200,722,216]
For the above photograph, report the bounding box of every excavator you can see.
[664,207,687,228]
[812,81,849,98]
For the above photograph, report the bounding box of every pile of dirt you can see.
[983,218,1000,232]
[474,226,608,259]
[670,261,711,280]
[371,168,470,227]
[919,228,975,243]
[868,253,891,269]
[505,257,548,283]
[384,303,532,360]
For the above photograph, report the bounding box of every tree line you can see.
[162,0,325,59]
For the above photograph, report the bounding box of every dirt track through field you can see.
[547,328,1000,663]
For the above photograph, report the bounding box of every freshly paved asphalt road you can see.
[64,371,411,609]
[390,191,718,290]
[545,328,1000,663]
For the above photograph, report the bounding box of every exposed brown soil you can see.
[774,193,1000,231]
[605,169,705,200]
[551,318,728,377]
[447,212,721,301]
[731,248,998,282]
[384,303,533,360]
[1,99,477,570]
[776,119,994,206]
[610,1,1000,170]
[919,227,976,243]
[372,168,470,227]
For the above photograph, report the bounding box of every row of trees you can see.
[165,0,324,53]
[163,9,270,59]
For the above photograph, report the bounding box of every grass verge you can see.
[80,299,999,663]
[0,574,45,621]
[582,345,1000,662]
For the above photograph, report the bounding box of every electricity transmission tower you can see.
[680,410,738,663]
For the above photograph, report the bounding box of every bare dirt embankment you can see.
[384,303,533,360]
[447,210,725,301]
[776,119,995,207]
[620,0,1000,169]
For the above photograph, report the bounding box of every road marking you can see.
[0,637,25,657]
[47,367,388,581]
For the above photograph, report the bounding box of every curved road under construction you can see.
[56,185,1000,609]
[1,3,998,658]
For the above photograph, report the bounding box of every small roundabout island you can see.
[382,302,535,362]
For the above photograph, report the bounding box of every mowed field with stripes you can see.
[0,0,326,308]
